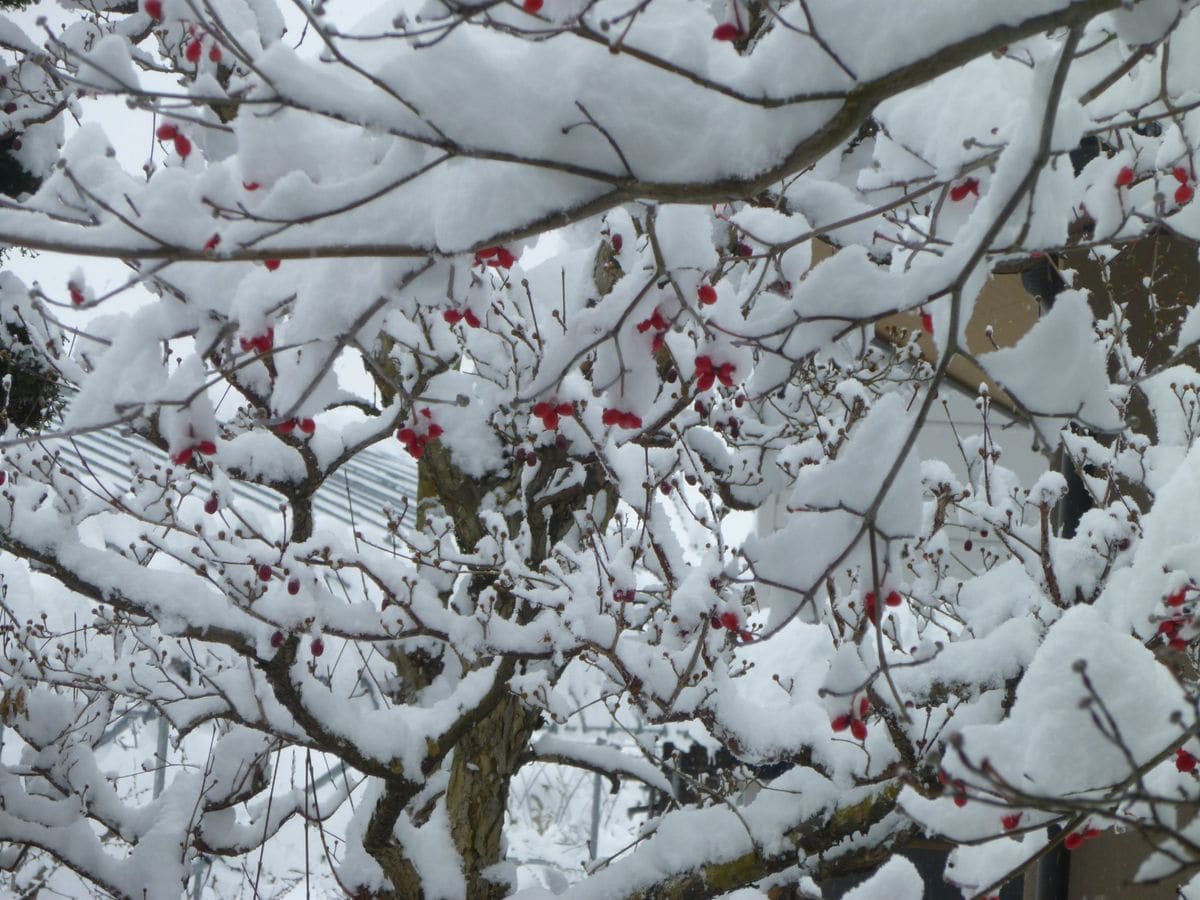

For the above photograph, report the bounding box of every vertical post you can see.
[189,855,210,900]
[153,714,168,799]
[589,738,603,861]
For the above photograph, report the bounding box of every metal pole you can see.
[153,714,168,799]
[589,738,603,861]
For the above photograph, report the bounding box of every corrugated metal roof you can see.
[50,426,418,536]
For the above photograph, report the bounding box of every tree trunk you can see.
[445,693,540,899]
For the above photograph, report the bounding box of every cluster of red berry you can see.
[474,246,515,269]
[601,408,642,429]
[862,589,904,623]
[1063,826,1102,850]
[532,400,573,430]
[155,122,191,159]
[240,327,274,354]
[1115,164,1195,204]
[443,308,481,327]
[710,609,754,643]
[637,309,670,352]
[397,408,443,458]
[1172,166,1194,204]
[1177,747,1197,773]
[171,439,217,466]
[694,356,735,391]
[1158,585,1195,650]
[949,177,980,202]
[275,418,316,436]
[269,631,324,657]
[934,770,969,807]
[830,695,872,741]
[184,33,221,64]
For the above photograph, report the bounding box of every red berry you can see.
[1168,589,1188,607]
[287,578,300,596]
[1171,637,1190,651]
[264,259,280,271]
[155,123,178,141]
[443,309,463,324]
[68,283,85,306]
[270,630,285,648]
[864,591,877,622]
[171,448,193,465]
[463,310,482,328]
[1064,832,1084,850]
[310,637,324,657]
[920,311,934,335]
[185,40,202,63]
[257,564,272,582]
[196,440,217,456]
[276,419,296,435]
[243,181,261,191]
[718,611,739,630]
[1174,166,1190,184]
[204,495,219,514]
[203,233,220,253]
[2,102,15,115]
[1002,813,1022,831]
[712,23,741,41]
[299,418,316,434]
[859,696,870,718]
[610,234,623,252]
[698,284,718,305]
[475,246,516,269]
[208,44,222,63]
[885,590,903,607]
[1082,827,1101,840]
[831,714,852,732]
[523,0,543,12]
[1178,748,1198,773]
[173,134,192,158]
[0,471,8,486]
[949,178,980,202]
[1115,166,1134,187]
[427,423,443,439]
[952,790,968,808]
[145,0,163,18]
[1177,183,1194,205]
[850,719,868,741]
